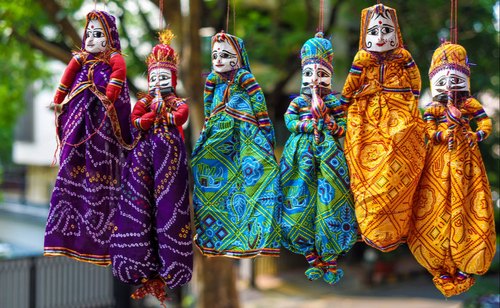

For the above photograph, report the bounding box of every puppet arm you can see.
[53,55,84,104]
[403,49,422,100]
[202,73,217,127]
[466,98,492,142]
[239,70,276,144]
[340,51,365,106]
[165,99,189,126]
[284,98,315,134]
[324,94,346,137]
[105,52,127,104]
[131,96,155,131]
[423,103,449,144]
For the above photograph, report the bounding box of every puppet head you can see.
[300,32,334,94]
[146,29,179,93]
[359,4,403,53]
[82,11,121,53]
[211,31,251,73]
[429,42,470,99]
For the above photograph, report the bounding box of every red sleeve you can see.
[54,57,82,104]
[131,97,154,130]
[106,53,127,103]
[172,102,189,126]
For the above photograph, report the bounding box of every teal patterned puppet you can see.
[192,32,281,258]
[280,32,357,284]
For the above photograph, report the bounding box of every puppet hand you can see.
[474,130,486,143]
[466,131,479,143]
[106,85,121,104]
[139,111,156,130]
[53,92,66,105]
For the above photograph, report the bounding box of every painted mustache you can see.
[302,81,330,88]
[436,85,466,93]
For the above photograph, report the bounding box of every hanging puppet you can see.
[408,42,496,297]
[280,32,357,284]
[44,10,132,265]
[191,32,281,258]
[340,3,425,252]
[109,30,192,303]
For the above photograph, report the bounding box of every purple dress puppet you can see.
[44,11,132,265]
[110,30,192,303]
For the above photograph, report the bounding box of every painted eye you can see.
[212,53,218,60]
[86,31,91,38]
[317,71,329,78]
[150,76,157,82]
[94,31,104,38]
[304,71,313,77]
[219,52,230,59]
[435,78,447,87]
[451,77,464,84]
[369,29,379,35]
[380,27,394,34]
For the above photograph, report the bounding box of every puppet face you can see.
[431,68,469,98]
[212,41,240,73]
[149,68,172,92]
[365,11,398,52]
[85,19,107,54]
[302,63,332,91]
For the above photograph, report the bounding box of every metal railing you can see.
[0,256,116,308]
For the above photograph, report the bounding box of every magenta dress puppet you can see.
[44,11,132,265]
[110,31,192,302]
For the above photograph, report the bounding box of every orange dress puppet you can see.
[340,3,426,252]
[408,42,496,297]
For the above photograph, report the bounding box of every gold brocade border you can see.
[194,241,280,259]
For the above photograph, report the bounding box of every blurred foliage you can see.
[0,0,48,163]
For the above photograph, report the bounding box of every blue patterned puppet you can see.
[280,33,357,284]
[191,32,281,258]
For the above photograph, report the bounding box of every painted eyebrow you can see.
[381,24,394,28]
[367,25,379,31]
[219,50,237,55]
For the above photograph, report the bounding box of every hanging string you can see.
[318,0,324,33]
[450,0,458,43]
[94,0,97,11]
[233,0,236,33]
[226,0,230,32]
[159,0,164,31]
[224,0,236,33]
[454,0,458,42]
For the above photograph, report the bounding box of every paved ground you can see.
[241,266,467,308]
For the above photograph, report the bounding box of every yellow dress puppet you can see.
[340,3,425,252]
[408,42,496,297]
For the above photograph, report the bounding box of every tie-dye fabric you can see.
[408,98,495,297]
[110,91,192,292]
[341,49,425,252]
[280,93,357,284]
[192,65,282,258]
[44,11,132,265]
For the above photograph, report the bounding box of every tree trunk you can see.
[196,255,240,308]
